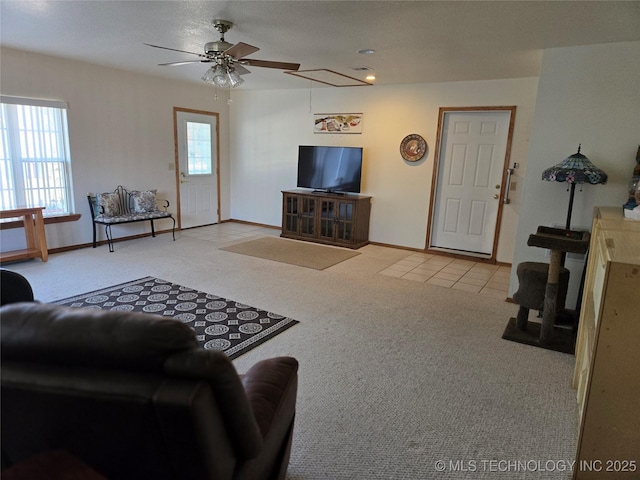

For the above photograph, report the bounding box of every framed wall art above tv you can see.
[314,113,362,134]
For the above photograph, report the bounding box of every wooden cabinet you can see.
[281,190,371,249]
[572,207,640,479]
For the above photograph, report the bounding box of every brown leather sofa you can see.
[0,302,298,480]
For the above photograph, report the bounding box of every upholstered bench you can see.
[88,186,176,252]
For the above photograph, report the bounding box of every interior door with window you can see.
[174,108,219,229]
[428,108,515,258]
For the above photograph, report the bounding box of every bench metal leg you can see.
[150,219,156,237]
[170,217,176,241]
[92,222,97,248]
[105,225,114,253]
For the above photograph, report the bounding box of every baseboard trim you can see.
[37,221,513,271]
[48,229,176,255]
[226,218,280,230]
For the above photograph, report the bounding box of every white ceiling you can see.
[2,1,639,90]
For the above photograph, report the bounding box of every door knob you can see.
[494,194,499,199]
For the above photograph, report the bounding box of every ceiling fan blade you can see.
[234,64,251,75]
[224,42,260,59]
[159,60,211,66]
[243,59,301,71]
[144,43,207,58]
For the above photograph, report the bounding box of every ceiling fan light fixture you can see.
[202,63,244,89]
[227,68,244,87]
[201,66,217,85]
[213,63,226,75]
[201,64,228,86]
[213,76,229,89]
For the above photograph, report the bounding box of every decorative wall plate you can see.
[400,134,427,162]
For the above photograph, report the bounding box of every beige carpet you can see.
[220,236,360,270]
[11,226,578,480]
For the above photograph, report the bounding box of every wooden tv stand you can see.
[281,189,371,249]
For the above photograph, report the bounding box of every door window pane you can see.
[186,121,212,175]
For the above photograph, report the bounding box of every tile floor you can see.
[379,252,511,299]
[180,222,281,244]
[182,223,511,298]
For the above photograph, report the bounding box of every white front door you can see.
[429,108,514,257]
[175,109,219,229]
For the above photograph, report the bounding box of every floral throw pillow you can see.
[131,189,158,213]
[97,192,121,217]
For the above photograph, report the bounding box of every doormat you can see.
[54,277,299,360]
[220,236,360,270]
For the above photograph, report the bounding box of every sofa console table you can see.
[281,189,371,249]
[0,207,48,263]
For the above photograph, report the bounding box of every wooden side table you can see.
[0,207,48,262]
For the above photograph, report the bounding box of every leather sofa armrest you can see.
[241,357,299,439]
[236,357,298,480]
[163,349,265,459]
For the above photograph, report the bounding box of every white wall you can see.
[229,78,538,262]
[0,47,231,250]
[1,47,537,263]
[511,41,640,307]
[8,40,635,277]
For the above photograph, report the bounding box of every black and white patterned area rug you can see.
[54,277,299,360]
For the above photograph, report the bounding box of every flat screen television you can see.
[297,145,363,193]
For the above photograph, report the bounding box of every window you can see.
[0,96,74,216]
[186,121,212,175]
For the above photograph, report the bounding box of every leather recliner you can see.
[0,269,35,305]
[0,302,298,480]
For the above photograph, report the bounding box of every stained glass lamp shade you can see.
[541,145,608,230]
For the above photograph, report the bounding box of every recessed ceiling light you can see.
[365,75,376,81]
[358,49,376,55]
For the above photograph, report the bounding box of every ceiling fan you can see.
[145,19,300,88]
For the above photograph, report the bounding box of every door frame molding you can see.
[173,107,221,229]
[426,106,517,262]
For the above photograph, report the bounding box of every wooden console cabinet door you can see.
[282,193,299,235]
[334,200,357,245]
[298,196,317,239]
[317,198,358,246]
[282,192,318,239]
